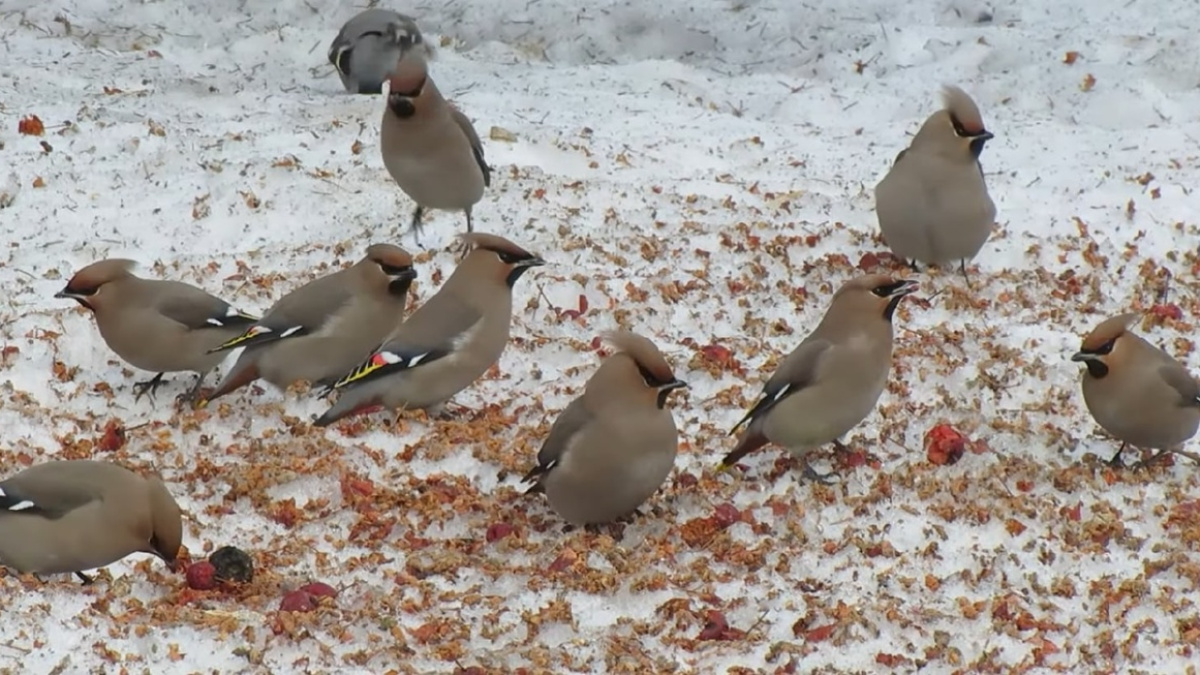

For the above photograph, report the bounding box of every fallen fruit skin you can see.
[299,582,338,599]
[280,590,316,612]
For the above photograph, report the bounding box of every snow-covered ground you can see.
[3,0,1200,672]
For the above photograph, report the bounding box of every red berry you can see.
[186,561,217,591]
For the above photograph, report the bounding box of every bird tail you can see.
[313,393,384,428]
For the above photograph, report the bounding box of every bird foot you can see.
[75,571,95,585]
[1130,450,1175,471]
[132,373,167,403]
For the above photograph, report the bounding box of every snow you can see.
[3,0,1200,672]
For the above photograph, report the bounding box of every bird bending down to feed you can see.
[0,460,183,584]
[328,9,430,95]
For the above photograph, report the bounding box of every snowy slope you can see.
[2,0,1200,672]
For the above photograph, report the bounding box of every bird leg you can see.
[75,571,94,585]
[177,372,209,406]
[959,260,974,289]
[132,373,167,402]
[465,208,475,233]
[907,259,922,273]
[409,205,425,247]
[1132,447,1200,470]
[1106,442,1128,467]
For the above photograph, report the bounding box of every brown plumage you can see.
[722,275,919,482]
[314,233,544,427]
[56,259,258,401]
[201,244,417,404]
[0,460,182,583]
[875,85,997,281]
[1072,313,1200,466]
[522,331,687,525]
[381,50,490,240]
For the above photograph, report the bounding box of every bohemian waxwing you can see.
[875,85,996,281]
[381,48,490,240]
[55,259,257,402]
[722,275,919,482]
[523,331,688,525]
[0,460,183,583]
[1071,313,1200,467]
[201,244,417,404]
[328,9,431,95]
[314,233,544,427]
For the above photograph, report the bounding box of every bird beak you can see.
[53,287,77,300]
[516,257,547,269]
[660,379,689,393]
[889,280,921,297]
[973,131,995,142]
[1070,351,1097,363]
[392,267,418,282]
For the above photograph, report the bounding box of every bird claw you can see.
[1130,450,1175,471]
[132,373,166,403]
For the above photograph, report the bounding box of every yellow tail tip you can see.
[195,399,210,410]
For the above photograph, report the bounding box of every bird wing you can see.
[450,107,492,189]
[729,338,833,435]
[322,294,482,393]
[209,275,355,353]
[154,282,257,332]
[1159,364,1200,407]
[0,475,100,519]
[522,397,595,490]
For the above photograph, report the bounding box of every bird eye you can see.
[1095,338,1116,355]
[496,251,519,264]
[871,282,903,298]
[949,114,968,137]
[69,286,98,296]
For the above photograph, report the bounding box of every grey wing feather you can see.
[451,108,492,188]
[731,338,832,433]
[154,282,243,330]
[1159,364,1200,406]
[259,274,355,334]
[385,292,482,355]
[0,476,99,518]
[534,397,594,473]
